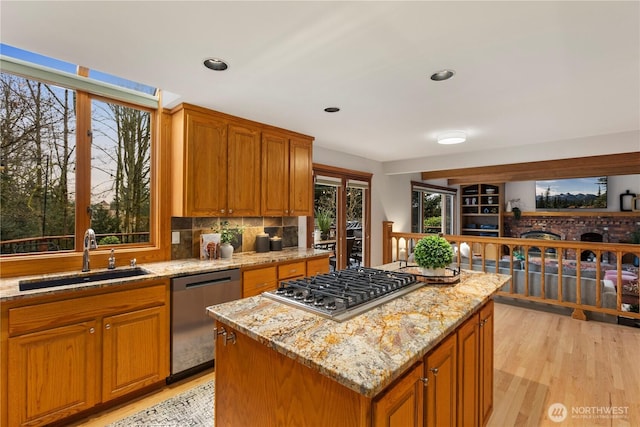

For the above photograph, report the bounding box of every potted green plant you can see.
[213,221,244,258]
[413,234,454,276]
[315,209,332,240]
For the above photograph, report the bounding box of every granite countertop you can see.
[0,248,329,302]
[207,263,510,398]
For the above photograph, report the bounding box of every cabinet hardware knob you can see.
[105,324,111,330]
[221,209,226,214]
[224,331,237,346]
[216,326,227,338]
[89,327,95,334]
[229,209,233,214]
[420,377,429,387]
[430,367,439,375]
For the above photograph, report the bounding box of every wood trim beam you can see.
[419,152,640,184]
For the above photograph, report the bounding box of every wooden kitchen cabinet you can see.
[307,256,330,276]
[287,137,313,216]
[423,300,494,427]
[243,266,278,297]
[478,300,494,425]
[278,260,306,283]
[8,320,98,426]
[5,281,169,427]
[457,312,480,427]
[373,362,424,427]
[171,105,261,217]
[102,305,168,402]
[261,131,313,216]
[227,122,261,216]
[172,103,313,218]
[425,332,457,427]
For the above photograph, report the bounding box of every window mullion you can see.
[75,90,92,251]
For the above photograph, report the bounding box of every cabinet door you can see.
[8,321,98,427]
[425,332,457,427]
[185,110,228,216]
[102,306,168,401]
[373,362,424,427]
[227,122,261,216]
[457,313,479,427]
[288,137,313,216]
[243,266,278,298]
[307,257,330,276]
[261,131,289,216]
[479,300,494,426]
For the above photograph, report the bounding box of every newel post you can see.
[382,221,394,264]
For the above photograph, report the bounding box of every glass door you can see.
[313,168,371,271]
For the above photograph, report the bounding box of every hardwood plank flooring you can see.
[488,302,640,427]
[68,302,639,426]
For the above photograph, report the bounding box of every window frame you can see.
[411,181,458,235]
[0,60,170,278]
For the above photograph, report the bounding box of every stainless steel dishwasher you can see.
[169,268,241,382]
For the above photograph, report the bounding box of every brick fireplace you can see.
[504,213,639,245]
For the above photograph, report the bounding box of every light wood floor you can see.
[69,302,640,426]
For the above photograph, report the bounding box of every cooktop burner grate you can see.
[263,267,420,321]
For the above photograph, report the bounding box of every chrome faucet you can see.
[82,228,98,272]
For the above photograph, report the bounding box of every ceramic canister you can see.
[270,236,283,251]
[256,233,270,253]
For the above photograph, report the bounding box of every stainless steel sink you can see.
[19,267,150,291]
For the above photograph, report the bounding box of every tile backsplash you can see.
[171,216,299,260]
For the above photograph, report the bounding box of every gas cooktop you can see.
[263,267,420,322]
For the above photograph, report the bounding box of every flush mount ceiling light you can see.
[437,131,466,145]
[324,107,340,113]
[430,69,455,81]
[203,58,228,71]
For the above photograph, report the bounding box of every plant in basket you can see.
[413,234,454,276]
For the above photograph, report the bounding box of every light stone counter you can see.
[207,263,510,398]
[0,248,329,302]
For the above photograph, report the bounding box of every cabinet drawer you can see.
[307,257,330,276]
[8,283,167,336]
[278,261,306,280]
[243,266,277,298]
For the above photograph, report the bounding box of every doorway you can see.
[312,165,371,271]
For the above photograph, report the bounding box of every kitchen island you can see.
[207,264,510,427]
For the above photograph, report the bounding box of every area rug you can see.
[107,380,214,427]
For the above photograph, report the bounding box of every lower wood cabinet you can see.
[479,300,494,425]
[8,320,99,426]
[425,332,457,427]
[5,280,169,427]
[242,256,330,297]
[373,362,424,427]
[424,299,494,427]
[102,306,167,401]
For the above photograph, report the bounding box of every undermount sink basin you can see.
[19,267,150,291]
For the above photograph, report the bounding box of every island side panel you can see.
[215,322,371,427]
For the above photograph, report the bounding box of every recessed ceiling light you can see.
[437,131,466,145]
[324,107,340,113]
[203,58,228,71]
[430,69,455,81]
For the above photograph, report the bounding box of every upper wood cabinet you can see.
[172,106,261,217]
[227,122,261,216]
[171,104,313,217]
[261,131,313,216]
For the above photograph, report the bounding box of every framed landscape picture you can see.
[535,177,607,209]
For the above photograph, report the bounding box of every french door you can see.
[312,165,371,271]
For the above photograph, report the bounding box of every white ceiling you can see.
[1,1,639,166]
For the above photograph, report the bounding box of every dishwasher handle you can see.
[185,276,232,289]
[172,269,240,292]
